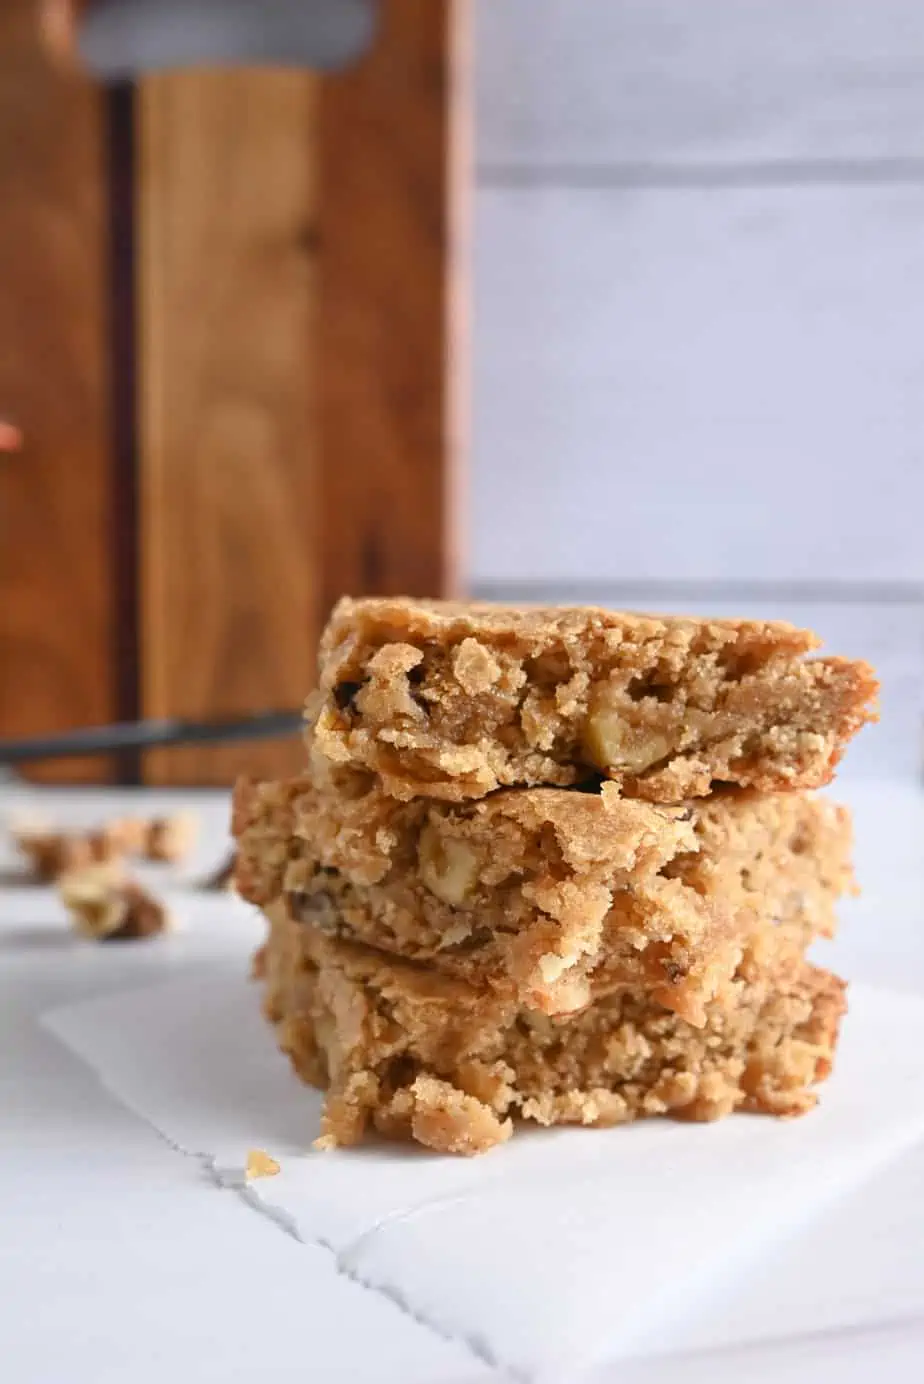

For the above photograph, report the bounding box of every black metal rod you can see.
[0,709,304,765]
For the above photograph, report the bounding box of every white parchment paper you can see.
[42,969,924,1380]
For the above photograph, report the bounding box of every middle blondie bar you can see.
[233,762,852,1027]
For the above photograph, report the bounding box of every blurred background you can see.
[1,0,921,787]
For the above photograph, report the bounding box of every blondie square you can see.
[258,906,846,1155]
[233,769,853,1026]
[311,598,877,803]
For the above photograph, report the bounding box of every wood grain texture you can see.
[0,0,115,782]
[138,71,317,785]
[316,0,466,615]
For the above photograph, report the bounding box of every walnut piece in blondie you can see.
[311,598,877,803]
[259,908,846,1156]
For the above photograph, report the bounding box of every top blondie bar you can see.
[310,597,878,803]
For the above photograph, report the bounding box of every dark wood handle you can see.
[0,708,304,765]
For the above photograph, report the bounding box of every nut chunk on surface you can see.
[59,865,171,941]
[310,598,877,803]
[13,823,126,882]
[143,813,198,863]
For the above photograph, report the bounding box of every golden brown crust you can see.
[311,597,877,803]
[260,908,846,1155]
[233,771,853,1026]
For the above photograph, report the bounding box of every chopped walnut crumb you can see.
[244,1149,280,1179]
[58,864,171,941]
[143,813,198,863]
[97,813,198,863]
[10,810,198,882]
[13,824,126,882]
[102,818,149,854]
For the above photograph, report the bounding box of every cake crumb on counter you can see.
[245,1149,281,1179]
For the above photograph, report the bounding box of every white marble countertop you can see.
[3,777,924,1383]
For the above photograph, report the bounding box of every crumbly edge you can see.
[310,597,877,803]
[260,910,846,1156]
[233,772,852,1025]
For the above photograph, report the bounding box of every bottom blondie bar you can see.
[258,903,846,1156]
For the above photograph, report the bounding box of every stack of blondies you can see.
[233,598,877,1156]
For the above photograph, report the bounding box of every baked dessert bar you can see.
[259,906,846,1156]
[234,770,853,1026]
[311,598,877,803]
